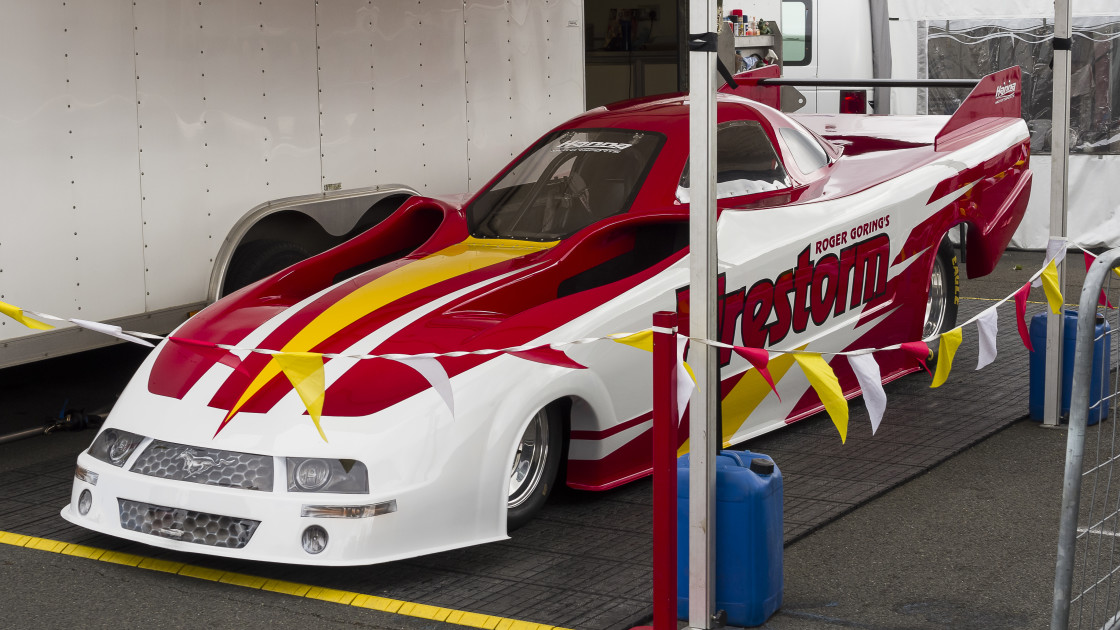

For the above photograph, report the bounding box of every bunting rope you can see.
[2,241,1112,443]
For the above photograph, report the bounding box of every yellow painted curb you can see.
[0,530,571,630]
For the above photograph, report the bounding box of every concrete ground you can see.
[763,248,1098,629]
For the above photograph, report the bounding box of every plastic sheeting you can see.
[916,15,1120,248]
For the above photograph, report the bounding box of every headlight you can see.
[286,458,368,493]
[88,429,145,467]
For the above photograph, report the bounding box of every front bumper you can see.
[61,450,499,566]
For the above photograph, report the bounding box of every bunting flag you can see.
[0,248,1082,446]
[1040,259,1063,315]
[975,307,999,370]
[1014,282,1033,352]
[393,356,455,416]
[900,341,932,374]
[847,353,885,435]
[509,346,587,370]
[69,318,155,347]
[270,352,328,441]
[733,346,779,400]
[792,353,848,443]
[0,300,54,331]
[614,329,695,420]
[675,334,697,420]
[1083,251,1115,308]
[613,330,653,352]
[170,337,250,377]
[931,327,963,388]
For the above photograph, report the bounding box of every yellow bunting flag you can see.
[931,327,963,388]
[1040,259,1063,315]
[0,300,54,331]
[613,330,653,352]
[792,353,848,443]
[271,352,328,442]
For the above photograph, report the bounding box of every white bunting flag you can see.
[676,334,697,421]
[847,353,886,435]
[68,318,155,347]
[394,357,455,416]
[1034,238,1068,288]
[976,307,999,370]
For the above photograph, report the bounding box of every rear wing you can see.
[933,66,1022,150]
[718,66,1024,150]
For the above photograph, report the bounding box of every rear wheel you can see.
[507,405,563,531]
[924,238,960,339]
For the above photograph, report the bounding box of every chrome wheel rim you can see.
[508,410,550,509]
[924,255,948,338]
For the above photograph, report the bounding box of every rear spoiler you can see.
[932,66,1022,150]
[718,66,1023,149]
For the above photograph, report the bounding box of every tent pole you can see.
[1043,0,1072,427]
[687,0,718,628]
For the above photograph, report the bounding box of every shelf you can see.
[734,35,776,48]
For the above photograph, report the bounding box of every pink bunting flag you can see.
[509,346,587,370]
[1084,251,1114,308]
[847,353,885,435]
[733,346,780,401]
[1014,282,1033,352]
[900,341,932,375]
[169,336,250,377]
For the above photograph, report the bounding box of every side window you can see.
[778,126,829,173]
[781,0,812,66]
[677,121,791,202]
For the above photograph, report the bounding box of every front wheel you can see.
[507,405,563,532]
[924,238,960,340]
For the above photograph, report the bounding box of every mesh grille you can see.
[118,499,260,549]
[130,440,273,491]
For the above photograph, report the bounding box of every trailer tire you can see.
[222,239,310,296]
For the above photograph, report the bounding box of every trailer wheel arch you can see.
[208,185,417,300]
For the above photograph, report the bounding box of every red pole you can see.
[652,311,679,630]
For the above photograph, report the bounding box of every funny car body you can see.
[64,67,1032,565]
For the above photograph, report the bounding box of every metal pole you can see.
[1043,0,1072,427]
[652,311,679,630]
[687,1,718,628]
[1051,250,1120,629]
[868,0,893,113]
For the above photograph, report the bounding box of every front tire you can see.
[507,404,563,532]
[924,238,959,340]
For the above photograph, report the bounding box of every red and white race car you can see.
[64,68,1031,565]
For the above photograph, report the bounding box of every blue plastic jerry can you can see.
[677,450,783,627]
[1029,310,1111,425]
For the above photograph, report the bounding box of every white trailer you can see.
[0,0,585,368]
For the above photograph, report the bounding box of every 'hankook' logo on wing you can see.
[994,80,1017,104]
[177,449,237,477]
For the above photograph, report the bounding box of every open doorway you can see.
[583,0,686,109]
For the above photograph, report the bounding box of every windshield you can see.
[468,128,665,240]
[677,120,790,203]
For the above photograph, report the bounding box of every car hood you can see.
[146,198,684,431]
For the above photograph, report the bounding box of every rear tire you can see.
[924,238,959,340]
[507,404,563,532]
